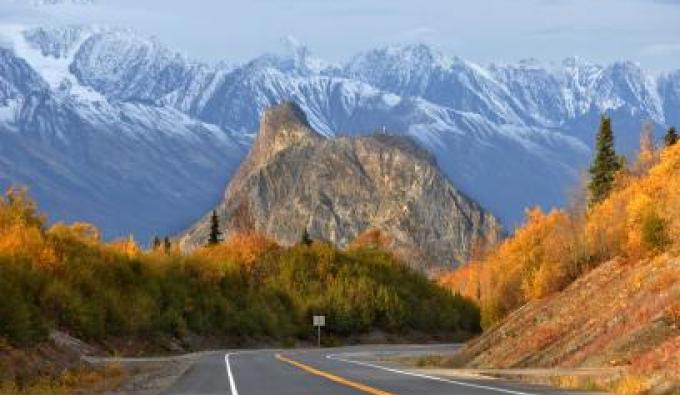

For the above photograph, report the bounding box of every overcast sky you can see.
[2,0,680,72]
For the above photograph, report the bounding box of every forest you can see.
[441,122,680,328]
[0,190,480,347]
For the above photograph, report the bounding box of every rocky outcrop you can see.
[180,103,500,270]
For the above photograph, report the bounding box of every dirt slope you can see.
[458,256,679,390]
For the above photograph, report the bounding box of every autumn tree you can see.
[664,126,678,147]
[589,116,622,206]
[208,210,222,246]
[635,122,657,175]
[0,186,483,347]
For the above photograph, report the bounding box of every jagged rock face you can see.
[181,103,500,270]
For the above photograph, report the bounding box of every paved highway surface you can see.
[163,344,588,395]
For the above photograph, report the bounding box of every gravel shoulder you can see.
[85,352,215,395]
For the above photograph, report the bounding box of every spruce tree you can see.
[588,116,621,206]
[664,126,678,147]
[163,237,171,253]
[301,228,312,246]
[208,210,222,245]
[152,236,161,250]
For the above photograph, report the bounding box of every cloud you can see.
[0,0,677,72]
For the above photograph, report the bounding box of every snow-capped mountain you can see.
[0,24,677,242]
[0,25,246,241]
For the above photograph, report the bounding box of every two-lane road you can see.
[163,345,587,395]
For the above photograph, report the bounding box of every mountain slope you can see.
[180,103,500,270]
[1,23,678,241]
[0,31,247,241]
[440,142,680,393]
[457,256,679,393]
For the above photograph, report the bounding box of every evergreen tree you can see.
[300,228,312,246]
[664,126,678,147]
[163,236,171,253]
[208,210,222,245]
[152,236,161,250]
[588,116,622,206]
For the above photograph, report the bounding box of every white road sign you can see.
[313,315,326,327]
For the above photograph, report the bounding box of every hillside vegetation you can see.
[441,140,680,328]
[440,133,680,393]
[0,189,479,391]
[0,188,479,346]
[456,256,678,393]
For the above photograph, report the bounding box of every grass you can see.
[551,374,653,395]
[611,375,651,395]
[0,363,124,394]
[549,375,608,392]
[413,354,446,367]
[391,353,661,395]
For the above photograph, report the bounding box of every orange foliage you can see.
[438,261,481,301]
[443,143,680,328]
[107,235,141,258]
[195,231,279,270]
[48,222,101,245]
[348,228,393,250]
[0,187,59,269]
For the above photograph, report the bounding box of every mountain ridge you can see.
[0,23,678,241]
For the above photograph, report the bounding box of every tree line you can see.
[442,119,680,328]
[0,192,480,346]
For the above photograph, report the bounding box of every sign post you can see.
[313,315,325,348]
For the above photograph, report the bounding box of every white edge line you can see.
[326,354,537,395]
[225,353,239,395]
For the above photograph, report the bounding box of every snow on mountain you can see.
[659,70,680,127]
[0,24,677,241]
[592,61,663,122]
[70,29,204,103]
[490,57,666,130]
[0,28,246,241]
[0,24,106,103]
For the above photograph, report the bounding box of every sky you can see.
[2,0,680,72]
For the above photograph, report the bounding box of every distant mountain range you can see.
[1,23,678,242]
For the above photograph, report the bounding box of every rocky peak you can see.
[181,104,501,271]
[243,101,323,172]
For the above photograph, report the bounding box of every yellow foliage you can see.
[443,143,680,328]
[439,261,482,301]
[0,363,124,395]
[348,228,393,250]
[107,235,141,258]
[0,188,60,270]
[612,375,650,395]
[195,231,278,270]
[0,187,44,230]
[48,222,100,244]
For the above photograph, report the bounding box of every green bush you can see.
[0,194,481,345]
[641,211,670,253]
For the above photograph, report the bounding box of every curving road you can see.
[162,345,588,395]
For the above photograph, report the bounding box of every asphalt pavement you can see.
[162,344,592,395]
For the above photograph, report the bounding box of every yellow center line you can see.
[275,353,397,395]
